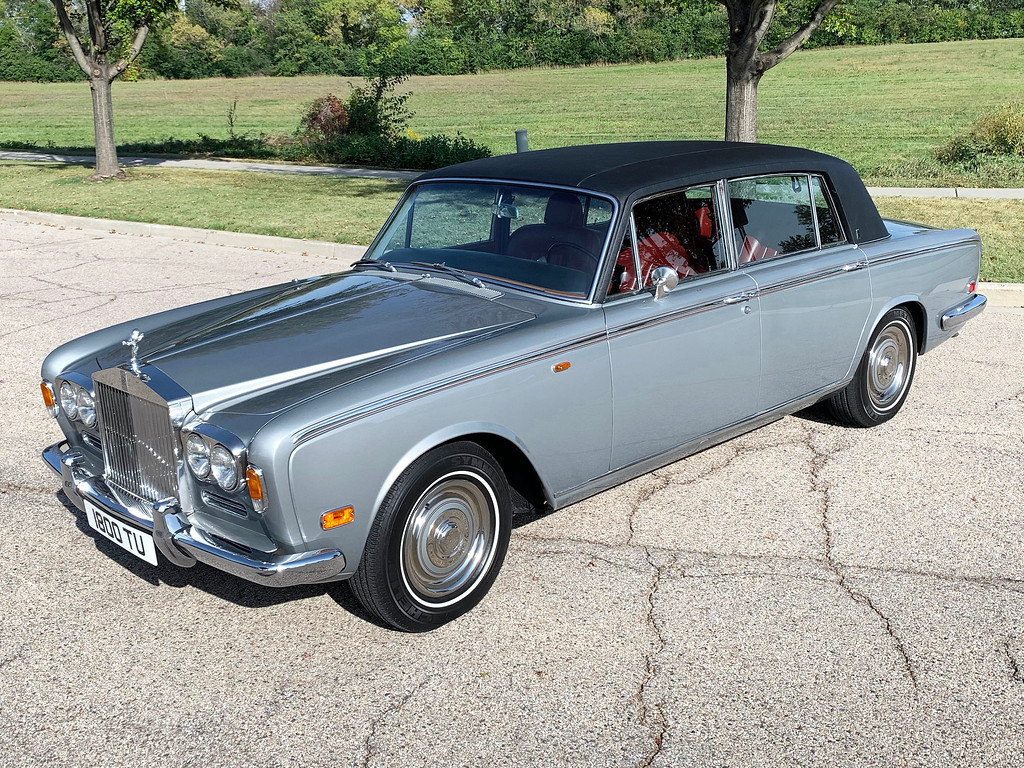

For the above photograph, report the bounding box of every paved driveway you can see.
[1,219,1022,768]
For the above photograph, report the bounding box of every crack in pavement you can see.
[627,473,670,768]
[0,480,53,496]
[993,386,1024,410]
[1004,641,1023,683]
[360,677,429,768]
[810,429,920,690]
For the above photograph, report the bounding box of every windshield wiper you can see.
[351,258,396,272]
[407,262,486,289]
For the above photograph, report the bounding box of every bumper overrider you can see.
[941,292,987,332]
[43,441,346,587]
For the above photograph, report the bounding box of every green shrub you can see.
[937,104,1024,165]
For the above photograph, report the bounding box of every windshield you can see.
[364,182,615,299]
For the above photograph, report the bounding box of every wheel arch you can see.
[371,424,553,528]
[867,296,926,355]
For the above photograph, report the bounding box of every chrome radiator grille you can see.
[94,369,180,509]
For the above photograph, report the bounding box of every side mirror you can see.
[651,266,678,300]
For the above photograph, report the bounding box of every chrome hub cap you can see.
[401,471,499,607]
[867,321,912,411]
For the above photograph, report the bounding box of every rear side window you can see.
[728,174,844,264]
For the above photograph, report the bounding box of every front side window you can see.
[609,185,726,296]
[369,182,613,299]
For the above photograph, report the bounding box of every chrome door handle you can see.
[722,290,757,304]
[842,259,868,272]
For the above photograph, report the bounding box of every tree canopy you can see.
[3,0,1023,81]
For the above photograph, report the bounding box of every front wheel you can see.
[350,442,512,632]
[827,308,918,427]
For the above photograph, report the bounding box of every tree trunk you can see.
[725,63,760,143]
[89,73,123,180]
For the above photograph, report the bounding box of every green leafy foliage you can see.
[937,104,1024,165]
[6,0,1024,82]
[292,74,489,168]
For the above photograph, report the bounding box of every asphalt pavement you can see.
[1,218,1023,767]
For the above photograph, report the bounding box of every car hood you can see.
[102,272,534,414]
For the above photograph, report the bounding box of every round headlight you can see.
[76,388,96,428]
[185,434,211,479]
[210,444,238,490]
[59,381,79,420]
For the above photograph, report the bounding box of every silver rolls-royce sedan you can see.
[41,142,986,631]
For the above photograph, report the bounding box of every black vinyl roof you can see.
[417,141,889,244]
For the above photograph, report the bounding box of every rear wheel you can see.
[350,442,511,632]
[828,308,917,427]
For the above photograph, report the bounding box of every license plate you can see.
[84,500,158,566]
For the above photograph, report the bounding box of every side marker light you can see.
[41,381,55,409]
[322,507,355,530]
[552,361,571,373]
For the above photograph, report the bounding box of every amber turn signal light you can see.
[245,466,264,501]
[552,361,571,373]
[40,381,55,408]
[321,506,354,530]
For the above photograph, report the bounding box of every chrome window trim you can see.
[714,179,737,270]
[363,178,620,306]
[293,329,609,446]
[807,174,823,250]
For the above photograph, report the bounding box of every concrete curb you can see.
[0,207,367,263]
[867,186,1024,199]
[2,206,1020,304]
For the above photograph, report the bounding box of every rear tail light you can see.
[967,280,977,293]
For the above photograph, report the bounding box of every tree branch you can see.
[758,0,841,71]
[85,0,107,55]
[48,0,92,75]
[720,0,775,52]
[112,25,150,79]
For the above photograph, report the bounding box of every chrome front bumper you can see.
[941,293,987,332]
[43,441,346,587]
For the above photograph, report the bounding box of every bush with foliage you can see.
[292,75,490,170]
[936,104,1024,166]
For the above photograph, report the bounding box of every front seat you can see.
[506,192,604,272]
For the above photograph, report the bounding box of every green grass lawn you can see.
[3,38,1024,181]
[1,38,1022,280]
[0,162,406,245]
[873,197,1024,283]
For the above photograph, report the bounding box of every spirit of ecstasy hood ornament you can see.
[122,329,144,375]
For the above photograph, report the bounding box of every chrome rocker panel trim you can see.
[941,293,987,332]
[43,441,346,587]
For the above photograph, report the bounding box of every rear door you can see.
[726,174,871,412]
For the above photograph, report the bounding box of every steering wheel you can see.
[544,241,599,270]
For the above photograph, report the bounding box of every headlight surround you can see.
[209,445,238,490]
[183,426,245,492]
[76,388,96,428]
[185,433,211,479]
[59,381,79,421]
